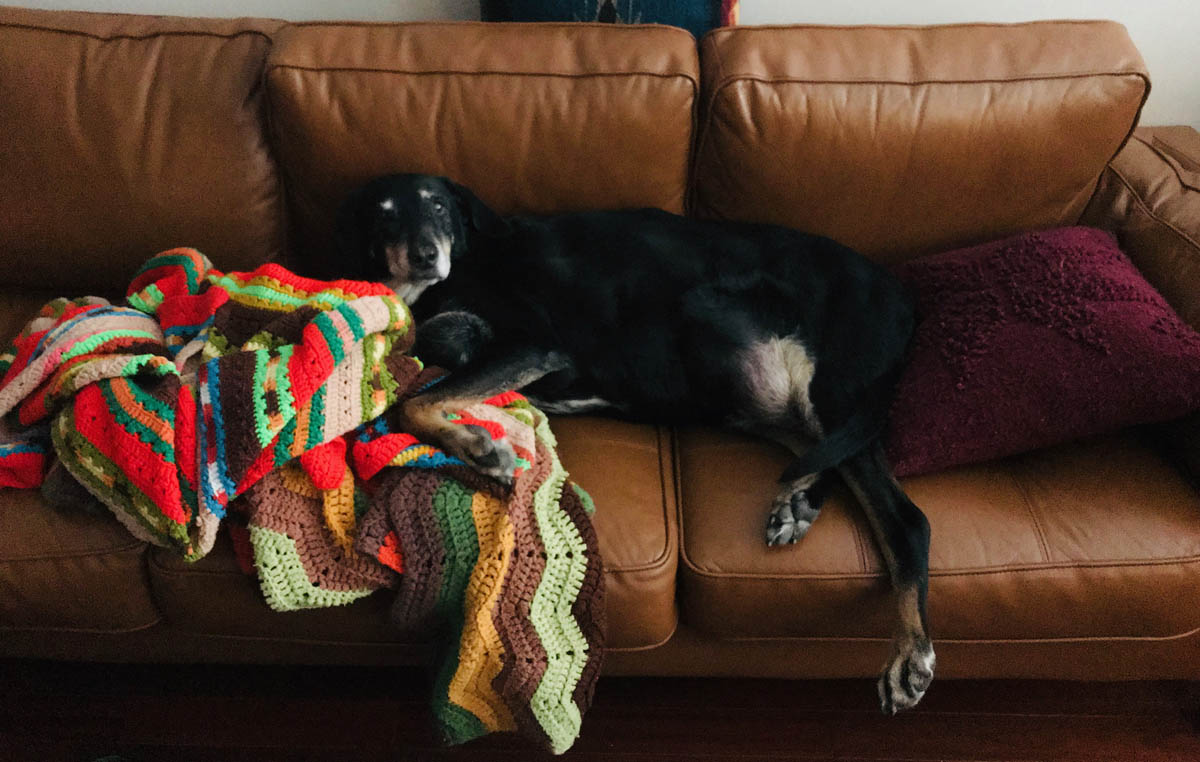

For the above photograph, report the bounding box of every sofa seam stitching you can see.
[680,551,1200,580]
[284,19,696,35]
[709,70,1149,93]
[850,511,871,573]
[706,20,1125,34]
[1108,163,1200,257]
[676,433,701,578]
[0,618,163,635]
[1003,463,1052,563]
[688,35,727,217]
[255,27,291,267]
[0,22,275,44]
[1082,75,1153,215]
[701,85,746,225]
[1143,133,1200,174]
[266,62,699,88]
[603,617,679,652]
[597,423,674,574]
[672,623,1200,645]
[0,540,148,563]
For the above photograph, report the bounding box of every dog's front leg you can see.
[399,346,571,485]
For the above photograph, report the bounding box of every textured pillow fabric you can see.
[481,0,738,41]
[885,227,1200,477]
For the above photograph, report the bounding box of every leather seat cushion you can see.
[555,416,679,650]
[149,416,678,650]
[148,531,405,645]
[0,489,159,633]
[0,292,156,634]
[678,427,1200,642]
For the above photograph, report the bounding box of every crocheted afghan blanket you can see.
[0,249,604,754]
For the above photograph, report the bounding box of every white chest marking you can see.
[526,396,616,415]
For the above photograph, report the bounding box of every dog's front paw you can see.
[877,639,935,714]
[765,489,820,546]
[445,424,516,486]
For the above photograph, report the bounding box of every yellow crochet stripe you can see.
[323,466,357,554]
[389,444,441,467]
[279,463,320,498]
[446,490,517,734]
[292,403,312,460]
[214,272,373,313]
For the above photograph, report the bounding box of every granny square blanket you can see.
[0,249,604,753]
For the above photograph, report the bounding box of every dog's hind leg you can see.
[837,441,934,714]
[766,464,834,546]
[731,337,833,545]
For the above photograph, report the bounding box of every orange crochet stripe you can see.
[445,490,517,734]
[323,466,358,554]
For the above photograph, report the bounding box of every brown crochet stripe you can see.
[245,469,396,591]
[561,484,606,717]
[214,351,265,477]
[384,470,451,632]
[212,302,318,347]
[491,430,553,743]
[353,491,394,560]
[102,339,167,357]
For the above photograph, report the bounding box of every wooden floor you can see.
[0,660,1197,762]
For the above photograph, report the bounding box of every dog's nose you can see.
[412,242,439,268]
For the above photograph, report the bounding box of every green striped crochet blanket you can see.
[0,249,605,753]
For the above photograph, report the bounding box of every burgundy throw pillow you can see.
[884,226,1200,478]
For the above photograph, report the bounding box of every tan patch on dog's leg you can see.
[400,396,516,485]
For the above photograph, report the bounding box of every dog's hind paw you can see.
[877,639,935,715]
[765,489,820,546]
[445,424,517,487]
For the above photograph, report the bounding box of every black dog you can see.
[335,173,934,713]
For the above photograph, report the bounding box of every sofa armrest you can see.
[1082,126,1200,480]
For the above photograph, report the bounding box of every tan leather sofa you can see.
[2,6,1198,685]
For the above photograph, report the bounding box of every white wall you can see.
[7,0,1198,127]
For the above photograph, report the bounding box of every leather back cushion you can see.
[0,7,286,292]
[265,22,699,276]
[693,22,1150,263]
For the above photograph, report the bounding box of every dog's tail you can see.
[778,366,901,484]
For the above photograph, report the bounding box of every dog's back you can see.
[414,207,913,428]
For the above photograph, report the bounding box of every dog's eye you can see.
[432,201,448,215]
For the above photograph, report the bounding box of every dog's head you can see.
[334,174,502,305]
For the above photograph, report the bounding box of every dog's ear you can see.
[332,182,378,278]
[334,183,367,256]
[448,180,509,235]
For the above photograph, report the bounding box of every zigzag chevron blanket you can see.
[0,249,604,753]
